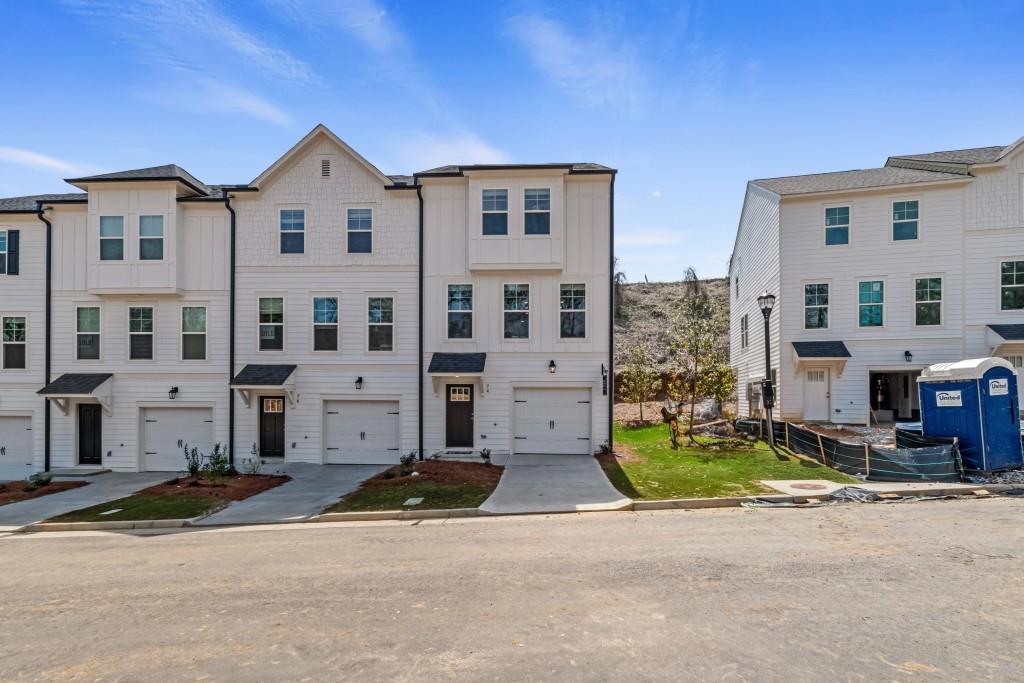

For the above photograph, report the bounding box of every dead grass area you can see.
[0,480,88,506]
[613,401,665,425]
[139,474,290,501]
[328,460,504,512]
[795,423,896,445]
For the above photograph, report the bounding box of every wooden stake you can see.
[817,433,826,465]
[864,443,870,478]
[785,422,791,449]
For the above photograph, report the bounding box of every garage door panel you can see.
[0,417,34,481]
[143,408,214,472]
[324,401,400,464]
[513,388,592,455]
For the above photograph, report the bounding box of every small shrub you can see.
[399,451,417,476]
[201,443,233,484]
[179,439,202,476]
[382,470,396,479]
[242,442,263,475]
[29,472,53,487]
[479,448,492,465]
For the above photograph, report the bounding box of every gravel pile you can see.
[967,469,1024,485]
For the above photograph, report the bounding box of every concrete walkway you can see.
[196,462,388,526]
[481,453,631,514]
[0,473,171,531]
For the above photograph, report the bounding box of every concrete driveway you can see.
[481,453,631,514]
[0,473,171,531]
[195,462,388,526]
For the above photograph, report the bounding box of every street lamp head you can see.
[757,291,776,317]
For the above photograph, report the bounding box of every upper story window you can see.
[892,200,919,240]
[447,284,473,339]
[76,306,101,360]
[858,281,884,327]
[559,283,586,338]
[259,297,284,350]
[313,296,339,351]
[99,216,124,260]
[347,208,373,254]
[0,230,6,273]
[139,216,164,261]
[915,277,942,326]
[824,207,849,245]
[2,316,26,369]
[503,284,529,339]
[128,306,154,360]
[740,314,749,349]
[524,189,551,235]
[280,209,304,254]
[368,297,394,351]
[182,306,207,360]
[482,189,508,235]
[804,283,829,329]
[1001,261,1024,310]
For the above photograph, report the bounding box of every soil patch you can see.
[139,474,291,501]
[0,480,88,506]
[362,460,503,489]
[328,460,504,512]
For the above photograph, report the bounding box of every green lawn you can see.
[49,495,222,523]
[328,481,495,513]
[603,424,856,499]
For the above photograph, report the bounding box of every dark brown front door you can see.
[446,385,474,448]
[259,397,286,458]
[78,404,102,465]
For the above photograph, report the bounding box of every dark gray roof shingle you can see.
[0,193,88,212]
[988,324,1024,341]
[416,163,614,177]
[752,167,967,196]
[66,164,209,195]
[231,364,297,386]
[792,341,852,358]
[428,353,487,374]
[890,146,1005,165]
[37,373,113,395]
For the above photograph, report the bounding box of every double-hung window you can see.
[804,284,829,329]
[182,306,207,360]
[503,284,529,339]
[447,284,473,339]
[280,209,304,254]
[740,314,749,349]
[524,189,551,235]
[858,281,884,327]
[893,201,919,240]
[915,278,942,326]
[259,298,284,350]
[128,306,154,360]
[824,207,849,245]
[76,306,101,360]
[99,216,124,260]
[368,297,394,351]
[482,189,508,235]
[0,230,6,273]
[1,316,26,369]
[313,297,339,351]
[1001,261,1024,310]
[559,283,586,338]
[347,208,372,253]
[139,216,164,260]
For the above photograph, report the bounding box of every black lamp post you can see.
[757,291,777,446]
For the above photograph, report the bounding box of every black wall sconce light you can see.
[904,350,913,363]
[168,386,179,400]
[355,376,364,390]
[548,360,557,374]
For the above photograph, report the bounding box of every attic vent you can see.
[321,159,331,177]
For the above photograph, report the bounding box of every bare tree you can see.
[620,346,661,423]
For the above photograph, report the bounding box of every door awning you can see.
[37,373,113,415]
[791,341,850,375]
[230,364,298,407]
[427,352,486,376]
[988,324,1024,352]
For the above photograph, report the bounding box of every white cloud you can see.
[651,190,662,199]
[268,0,407,54]
[0,147,91,175]
[389,132,510,171]
[142,80,292,128]
[616,228,686,248]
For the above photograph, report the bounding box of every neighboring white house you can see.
[0,124,615,477]
[731,139,1024,425]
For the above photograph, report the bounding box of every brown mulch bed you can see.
[138,474,290,501]
[0,480,89,506]
[362,460,503,489]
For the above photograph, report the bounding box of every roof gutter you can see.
[35,202,52,472]
[224,191,237,466]
[417,184,424,460]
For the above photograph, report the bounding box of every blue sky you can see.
[2,1,1023,281]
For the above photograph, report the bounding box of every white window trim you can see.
[890,197,921,242]
[558,281,587,340]
[912,274,944,328]
[311,294,340,353]
[278,207,305,256]
[481,188,509,237]
[740,313,749,349]
[0,229,7,275]
[99,216,125,261]
[998,256,1024,314]
[523,187,552,238]
[257,295,286,353]
[502,282,531,341]
[180,303,208,361]
[822,204,851,247]
[127,304,156,362]
[75,303,103,362]
[802,281,830,331]
[366,294,396,353]
[445,282,474,342]
[345,206,374,255]
[856,278,886,329]
[1,313,28,371]
[138,215,165,262]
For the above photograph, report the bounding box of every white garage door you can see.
[324,401,401,464]
[513,388,592,454]
[142,408,214,472]
[0,416,34,481]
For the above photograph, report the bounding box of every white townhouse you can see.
[0,124,615,479]
[730,138,1024,426]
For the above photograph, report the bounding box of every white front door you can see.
[323,401,401,464]
[513,388,592,454]
[0,416,33,481]
[803,368,830,422]
[142,408,214,471]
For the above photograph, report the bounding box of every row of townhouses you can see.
[0,125,614,479]
[731,138,1024,425]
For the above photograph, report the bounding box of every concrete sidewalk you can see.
[195,462,388,526]
[480,453,631,514]
[0,473,171,531]
[760,479,985,496]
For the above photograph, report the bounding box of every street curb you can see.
[21,516,203,533]
[316,507,481,522]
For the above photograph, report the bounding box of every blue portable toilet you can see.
[918,357,1023,472]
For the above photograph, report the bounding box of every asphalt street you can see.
[2,498,1023,681]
